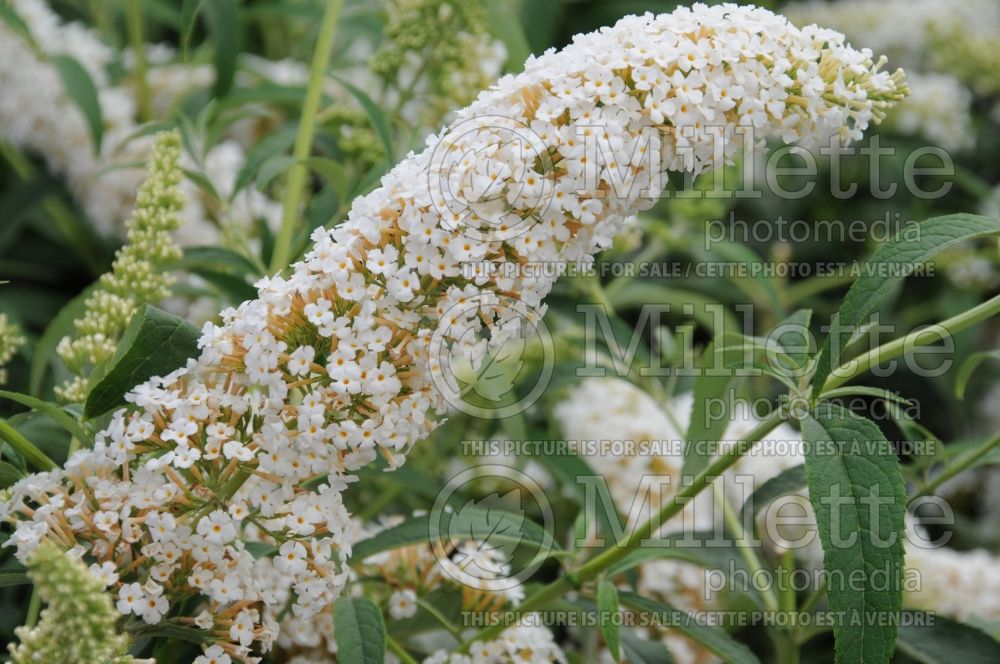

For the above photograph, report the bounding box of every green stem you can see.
[460,411,785,649]
[24,588,41,629]
[416,597,463,639]
[798,576,826,615]
[822,294,1000,393]
[386,635,420,664]
[712,481,780,613]
[779,548,797,613]
[782,272,854,307]
[270,0,345,273]
[912,430,1000,501]
[125,0,151,122]
[772,630,801,664]
[0,419,56,471]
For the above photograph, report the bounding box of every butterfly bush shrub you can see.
[6,1,1000,663]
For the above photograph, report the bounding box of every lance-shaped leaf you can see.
[84,306,200,419]
[812,214,1000,392]
[801,407,905,664]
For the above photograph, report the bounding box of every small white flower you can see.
[388,588,418,620]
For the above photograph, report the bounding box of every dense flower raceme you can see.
[9,543,151,664]
[1,5,906,660]
[0,314,26,385]
[55,131,184,403]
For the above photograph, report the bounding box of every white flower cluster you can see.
[890,73,975,152]
[0,0,280,242]
[904,541,1000,623]
[2,4,903,660]
[555,378,806,664]
[0,0,142,234]
[787,0,1000,148]
[424,622,566,664]
[274,512,529,661]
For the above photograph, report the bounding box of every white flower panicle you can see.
[0,0,142,234]
[787,0,998,149]
[423,622,566,664]
[275,513,527,660]
[1,4,904,660]
[904,542,1000,623]
[0,0,279,242]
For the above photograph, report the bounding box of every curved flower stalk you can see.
[55,131,184,403]
[554,378,807,664]
[0,314,26,385]
[2,4,905,660]
[8,543,152,664]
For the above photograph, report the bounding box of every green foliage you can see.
[83,305,200,418]
[800,408,906,664]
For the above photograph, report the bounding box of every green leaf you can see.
[0,461,25,488]
[896,611,1000,664]
[180,0,205,58]
[0,390,89,443]
[813,214,1000,391]
[84,305,200,419]
[233,127,298,194]
[620,592,760,664]
[302,156,350,204]
[180,246,261,277]
[203,0,239,97]
[457,338,525,403]
[0,568,30,588]
[738,464,806,527]
[0,3,34,46]
[621,629,675,664]
[800,407,905,664]
[351,508,558,562]
[485,0,531,72]
[332,596,386,664]
[597,580,622,661]
[771,308,813,371]
[683,334,764,477]
[331,74,394,163]
[52,55,104,152]
[955,350,1000,399]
